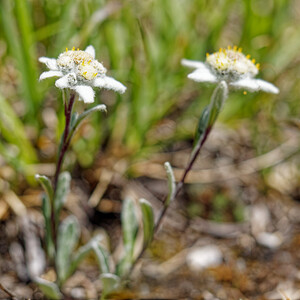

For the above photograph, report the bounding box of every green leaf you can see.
[35,277,62,300]
[91,242,110,274]
[70,111,79,128]
[67,105,107,144]
[116,198,139,277]
[194,105,210,146]
[67,235,106,278]
[139,198,155,247]
[164,162,176,206]
[208,81,228,127]
[76,105,107,127]
[56,215,80,284]
[54,171,71,223]
[42,194,55,259]
[193,81,228,152]
[67,242,92,278]
[121,197,139,257]
[35,174,54,203]
[100,273,121,299]
[115,256,130,278]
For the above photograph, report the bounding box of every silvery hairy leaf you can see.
[139,198,155,247]
[56,215,80,284]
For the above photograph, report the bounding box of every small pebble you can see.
[186,245,223,272]
[256,232,283,249]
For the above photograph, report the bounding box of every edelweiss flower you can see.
[39,46,126,103]
[182,46,279,94]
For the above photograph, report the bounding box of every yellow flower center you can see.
[57,47,107,81]
[206,46,260,79]
[78,63,98,80]
[57,50,93,66]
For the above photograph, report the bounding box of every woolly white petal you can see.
[254,79,279,94]
[85,45,95,59]
[55,73,77,89]
[39,71,63,81]
[39,57,58,70]
[229,78,258,91]
[187,67,217,83]
[230,78,279,94]
[181,59,206,69]
[55,75,71,89]
[73,85,95,103]
[93,76,126,94]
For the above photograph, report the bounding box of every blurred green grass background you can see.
[0,0,298,186]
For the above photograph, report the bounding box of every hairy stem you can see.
[51,91,76,250]
[154,125,212,233]
[129,82,228,276]
[53,92,75,191]
[129,125,212,275]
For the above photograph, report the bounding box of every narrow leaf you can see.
[76,104,107,126]
[67,235,106,278]
[164,162,176,206]
[192,81,228,157]
[194,105,210,146]
[121,197,139,257]
[42,194,55,259]
[66,242,92,279]
[67,105,107,142]
[70,242,92,272]
[91,242,110,274]
[70,111,79,128]
[35,174,54,202]
[115,256,131,278]
[117,198,139,277]
[35,277,62,300]
[208,80,228,126]
[56,215,80,284]
[54,171,71,222]
[139,198,155,247]
[100,273,121,299]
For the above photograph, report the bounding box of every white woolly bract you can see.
[182,46,279,94]
[39,45,126,103]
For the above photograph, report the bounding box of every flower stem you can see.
[154,125,212,233]
[129,82,227,276]
[128,125,212,275]
[154,81,227,233]
[51,91,76,249]
[53,92,75,191]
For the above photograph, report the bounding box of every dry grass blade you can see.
[3,191,27,217]
[0,283,17,299]
[131,136,300,184]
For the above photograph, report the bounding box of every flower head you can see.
[182,46,279,94]
[39,46,126,103]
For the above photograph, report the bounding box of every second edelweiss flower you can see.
[182,46,279,94]
[39,45,126,103]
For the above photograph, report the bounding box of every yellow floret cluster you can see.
[206,46,260,79]
[56,47,106,81]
